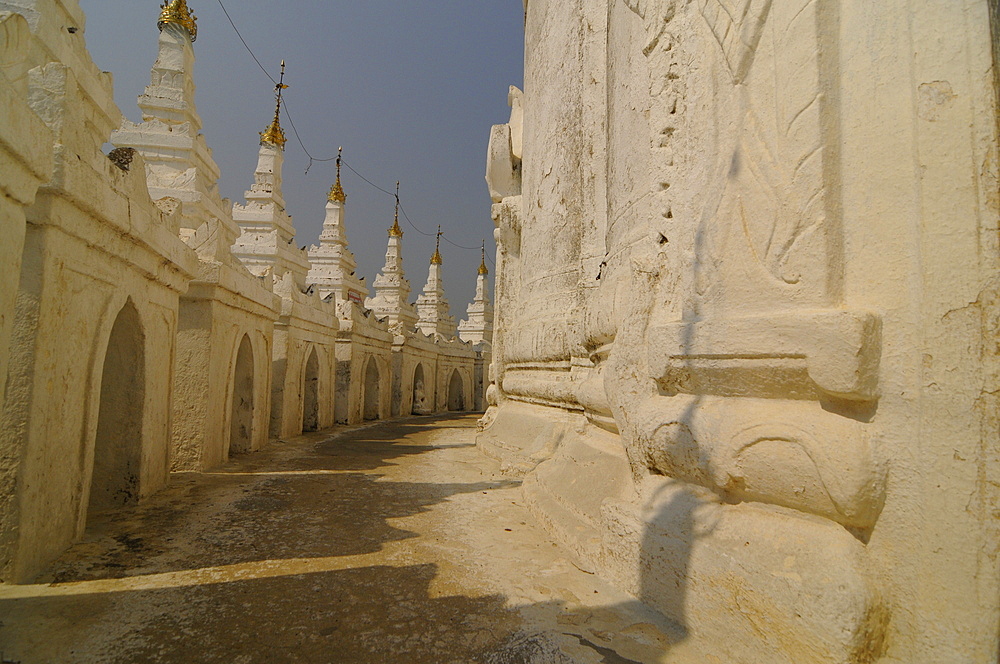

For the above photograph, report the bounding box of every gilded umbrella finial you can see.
[431,226,443,265]
[328,147,346,203]
[259,61,289,149]
[158,0,198,42]
[388,182,403,237]
[478,240,489,275]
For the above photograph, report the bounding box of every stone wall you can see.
[334,301,394,425]
[0,0,484,585]
[391,331,441,418]
[110,17,284,471]
[170,275,279,470]
[270,275,340,438]
[0,11,50,415]
[482,0,1000,660]
[433,339,477,413]
[0,0,198,582]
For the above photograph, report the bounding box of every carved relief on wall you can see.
[597,4,887,653]
[623,0,835,312]
[610,0,886,569]
[612,0,879,514]
[697,0,833,310]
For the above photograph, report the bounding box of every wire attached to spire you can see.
[216,0,495,266]
[259,61,288,148]
[478,240,489,275]
[431,226,443,265]
[328,147,346,202]
[388,182,404,238]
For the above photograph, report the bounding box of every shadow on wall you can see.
[594,229,714,659]
[630,327,707,652]
[636,483,697,647]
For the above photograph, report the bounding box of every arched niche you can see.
[302,346,320,432]
[229,334,255,454]
[412,363,428,415]
[447,369,465,412]
[88,299,145,522]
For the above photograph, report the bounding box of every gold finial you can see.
[388,182,403,237]
[478,240,489,275]
[431,225,443,265]
[259,61,289,149]
[328,147,346,203]
[158,0,197,42]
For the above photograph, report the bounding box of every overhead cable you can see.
[216,0,495,265]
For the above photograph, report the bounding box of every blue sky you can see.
[79,0,524,315]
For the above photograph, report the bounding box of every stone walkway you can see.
[0,414,682,664]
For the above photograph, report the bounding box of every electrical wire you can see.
[398,205,437,238]
[217,0,275,85]
[340,159,401,199]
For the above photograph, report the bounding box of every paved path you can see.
[0,415,678,663]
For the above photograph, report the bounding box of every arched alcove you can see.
[412,363,427,415]
[88,300,145,522]
[448,369,465,412]
[302,346,320,432]
[229,334,255,455]
[363,357,381,421]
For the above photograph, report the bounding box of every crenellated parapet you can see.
[365,186,418,329]
[458,242,494,347]
[415,227,457,339]
[112,6,238,260]
[307,148,369,305]
[232,64,311,290]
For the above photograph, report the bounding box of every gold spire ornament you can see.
[388,182,403,237]
[478,240,489,275]
[158,0,197,42]
[431,226,443,265]
[259,61,289,149]
[328,147,346,203]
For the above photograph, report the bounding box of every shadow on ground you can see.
[40,416,508,583]
[2,563,525,663]
[0,414,686,663]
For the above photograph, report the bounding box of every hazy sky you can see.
[78,0,524,316]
